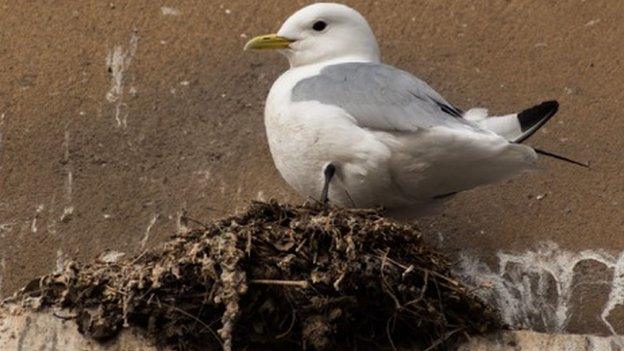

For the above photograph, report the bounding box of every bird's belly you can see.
[270,138,403,208]
[265,107,412,209]
[267,129,328,202]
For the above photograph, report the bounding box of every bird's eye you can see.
[312,20,327,32]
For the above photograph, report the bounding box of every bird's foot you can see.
[320,163,336,205]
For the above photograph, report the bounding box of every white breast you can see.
[264,64,406,208]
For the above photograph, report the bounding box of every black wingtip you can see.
[515,100,559,143]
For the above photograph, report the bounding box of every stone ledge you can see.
[0,307,165,351]
[458,329,623,351]
[1,307,622,350]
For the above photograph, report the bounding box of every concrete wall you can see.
[1,0,622,335]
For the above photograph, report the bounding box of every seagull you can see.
[245,3,585,216]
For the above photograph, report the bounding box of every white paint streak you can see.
[585,19,601,27]
[54,250,69,273]
[256,191,265,201]
[106,32,139,128]
[46,193,58,235]
[65,170,74,202]
[61,130,74,221]
[65,171,73,194]
[0,257,5,295]
[0,113,5,172]
[98,250,126,263]
[455,242,624,334]
[160,6,181,16]
[63,130,70,161]
[601,252,624,335]
[64,139,72,198]
[31,204,44,233]
[140,214,159,249]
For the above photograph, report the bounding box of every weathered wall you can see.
[0,0,623,336]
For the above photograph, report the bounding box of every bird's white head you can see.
[245,3,380,68]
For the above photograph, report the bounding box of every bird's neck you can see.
[288,55,380,69]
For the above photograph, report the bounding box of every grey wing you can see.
[291,62,487,134]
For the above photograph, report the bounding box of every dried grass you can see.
[9,201,501,350]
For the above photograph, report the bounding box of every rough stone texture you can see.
[458,330,624,351]
[0,0,623,336]
[0,308,622,351]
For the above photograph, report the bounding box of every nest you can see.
[10,201,500,350]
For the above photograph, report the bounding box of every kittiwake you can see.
[244,3,583,217]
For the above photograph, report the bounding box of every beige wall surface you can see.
[0,0,622,336]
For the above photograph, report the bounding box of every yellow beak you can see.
[244,34,294,51]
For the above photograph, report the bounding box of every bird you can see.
[244,3,585,216]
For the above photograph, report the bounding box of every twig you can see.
[245,231,252,256]
[343,188,357,207]
[466,282,493,295]
[404,270,428,308]
[276,307,297,339]
[185,215,210,228]
[379,252,460,288]
[433,280,447,325]
[52,312,77,320]
[381,254,459,293]
[423,327,463,351]
[386,314,398,351]
[105,284,127,296]
[301,296,357,309]
[295,238,308,252]
[380,249,401,309]
[333,272,346,291]
[402,264,415,279]
[129,250,147,265]
[160,301,223,348]
[250,279,309,289]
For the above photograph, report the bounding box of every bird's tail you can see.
[465,100,588,168]
[465,100,558,143]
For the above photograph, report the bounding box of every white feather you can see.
[463,108,489,121]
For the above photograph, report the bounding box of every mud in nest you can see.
[10,201,501,350]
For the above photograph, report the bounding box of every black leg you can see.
[320,163,336,204]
